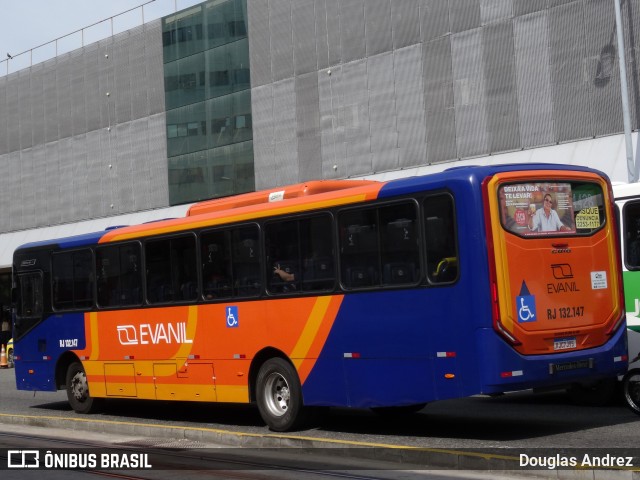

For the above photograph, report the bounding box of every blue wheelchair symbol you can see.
[226,306,239,328]
[517,295,536,323]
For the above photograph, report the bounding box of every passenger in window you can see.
[273,263,295,282]
[528,193,571,233]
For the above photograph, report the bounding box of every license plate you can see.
[554,337,576,351]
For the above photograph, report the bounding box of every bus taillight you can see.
[492,282,520,346]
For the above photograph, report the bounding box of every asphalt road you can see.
[0,369,640,478]
[1,366,639,452]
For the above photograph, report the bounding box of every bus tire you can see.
[256,357,308,432]
[65,361,101,414]
[623,369,640,415]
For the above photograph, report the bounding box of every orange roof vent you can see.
[186,179,378,217]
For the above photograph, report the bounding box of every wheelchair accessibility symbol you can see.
[517,295,536,323]
[226,306,239,328]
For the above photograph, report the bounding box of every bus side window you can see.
[624,200,640,269]
[145,235,197,304]
[424,194,458,284]
[379,202,419,286]
[52,249,94,310]
[201,230,233,300]
[96,243,142,308]
[339,209,379,289]
[265,219,300,294]
[232,226,261,297]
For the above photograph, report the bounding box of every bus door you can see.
[486,171,622,357]
[620,197,640,359]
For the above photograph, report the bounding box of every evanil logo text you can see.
[117,323,193,346]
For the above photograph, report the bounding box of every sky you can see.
[0,0,202,74]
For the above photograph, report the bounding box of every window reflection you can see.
[163,0,253,206]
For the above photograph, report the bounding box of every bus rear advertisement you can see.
[12,164,627,431]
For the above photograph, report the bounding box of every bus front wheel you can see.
[256,357,309,432]
[65,361,101,414]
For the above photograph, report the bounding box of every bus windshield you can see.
[498,181,605,237]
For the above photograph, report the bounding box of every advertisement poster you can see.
[499,183,576,236]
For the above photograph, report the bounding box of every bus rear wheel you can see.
[623,369,640,415]
[256,357,309,432]
[66,361,101,414]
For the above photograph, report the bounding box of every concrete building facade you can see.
[1,0,640,285]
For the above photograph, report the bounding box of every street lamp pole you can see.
[614,0,636,182]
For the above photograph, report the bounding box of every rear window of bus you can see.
[498,181,605,237]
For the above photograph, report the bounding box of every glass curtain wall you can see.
[163,0,254,205]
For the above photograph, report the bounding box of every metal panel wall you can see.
[273,78,299,184]
[114,32,134,125]
[451,29,489,158]
[71,135,89,221]
[18,70,32,149]
[0,77,6,155]
[296,72,322,180]
[513,0,547,16]
[144,22,165,116]
[146,113,170,208]
[0,152,9,227]
[365,0,393,57]
[8,152,23,231]
[248,0,272,87]
[480,0,513,25]
[420,0,451,42]
[293,0,317,75]
[318,65,346,179]
[339,0,366,62]
[0,18,168,234]
[44,142,62,227]
[250,84,276,187]
[270,0,294,82]
[483,21,520,153]
[6,73,20,153]
[31,146,47,227]
[450,0,481,33]
[368,52,399,172]
[56,56,73,140]
[341,59,371,176]
[423,37,457,163]
[31,65,45,146]
[584,0,623,137]
[58,138,75,223]
[20,148,35,228]
[395,44,427,167]
[514,12,554,148]
[391,0,420,49]
[549,1,591,142]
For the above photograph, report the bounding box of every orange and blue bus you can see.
[12,164,627,431]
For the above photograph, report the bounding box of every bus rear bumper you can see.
[478,325,628,394]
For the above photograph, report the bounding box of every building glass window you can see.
[163,0,254,206]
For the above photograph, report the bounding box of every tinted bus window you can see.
[201,230,234,299]
[231,225,261,297]
[424,195,458,283]
[17,272,43,319]
[265,215,334,294]
[624,200,640,269]
[96,244,142,307]
[146,235,197,304]
[52,250,94,310]
[339,202,419,289]
[498,181,605,237]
